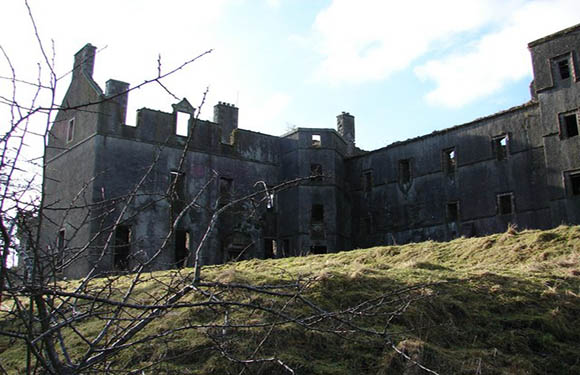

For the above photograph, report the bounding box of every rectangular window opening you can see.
[312,134,321,147]
[558,59,571,80]
[363,170,373,192]
[399,159,411,184]
[175,111,191,137]
[561,113,579,138]
[219,177,233,204]
[446,202,459,222]
[264,239,277,258]
[67,118,75,143]
[311,204,324,223]
[569,173,580,196]
[443,148,456,175]
[169,171,185,202]
[114,225,131,271]
[497,194,513,216]
[493,135,508,160]
[311,163,323,181]
[175,230,189,268]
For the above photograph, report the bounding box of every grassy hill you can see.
[1,225,579,374]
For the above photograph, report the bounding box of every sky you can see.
[1,0,580,152]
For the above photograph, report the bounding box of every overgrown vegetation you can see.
[1,225,579,374]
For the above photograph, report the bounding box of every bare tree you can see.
[0,3,439,375]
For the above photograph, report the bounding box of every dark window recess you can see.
[67,118,75,143]
[312,134,321,147]
[498,194,513,215]
[446,202,459,222]
[114,225,131,270]
[363,170,373,192]
[443,148,456,175]
[57,229,65,252]
[311,204,324,222]
[264,239,277,258]
[493,135,508,160]
[283,239,290,256]
[219,177,233,203]
[399,159,411,183]
[311,163,323,181]
[558,59,571,80]
[570,174,580,196]
[561,113,579,138]
[310,245,326,254]
[175,230,189,268]
[169,171,185,201]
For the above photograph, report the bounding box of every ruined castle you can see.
[42,24,580,278]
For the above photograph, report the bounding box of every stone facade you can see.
[42,24,580,278]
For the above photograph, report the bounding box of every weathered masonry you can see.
[42,24,580,278]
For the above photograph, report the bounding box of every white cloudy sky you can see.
[1,0,580,151]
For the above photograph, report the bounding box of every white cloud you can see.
[242,92,291,135]
[415,0,580,107]
[311,0,513,85]
[266,0,281,9]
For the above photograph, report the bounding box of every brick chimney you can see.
[214,102,239,144]
[337,112,355,154]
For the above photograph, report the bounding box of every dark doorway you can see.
[114,225,131,270]
[175,230,189,268]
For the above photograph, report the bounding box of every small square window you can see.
[446,202,459,222]
[399,159,411,184]
[67,118,75,143]
[442,148,456,175]
[492,135,508,160]
[312,134,321,147]
[559,112,579,139]
[497,193,514,216]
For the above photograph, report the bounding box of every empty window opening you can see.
[363,170,373,192]
[497,194,513,216]
[561,113,579,138]
[175,111,190,137]
[311,163,323,181]
[169,171,185,202]
[114,225,131,271]
[175,230,189,268]
[264,239,277,258]
[312,134,321,147]
[57,229,66,252]
[283,239,290,256]
[443,148,456,175]
[311,204,324,223]
[310,245,326,254]
[558,59,571,80]
[67,118,75,143]
[399,159,411,184]
[493,135,508,160]
[569,173,580,196]
[446,202,459,222]
[219,177,233,204]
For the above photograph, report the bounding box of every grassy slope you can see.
[1,226,580,374]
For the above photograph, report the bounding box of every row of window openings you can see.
[362,135,508,190]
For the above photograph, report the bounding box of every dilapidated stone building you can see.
[42,24,580,278]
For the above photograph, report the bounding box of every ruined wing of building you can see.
[41,24,580,278]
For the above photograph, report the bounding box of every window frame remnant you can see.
[497,193,514,216]
[113,225,131,271]
[446,201,459,222]
[175,111,191,137]
[399,159,411,184]
[442,148,456,175]
[559,111,579,139]
[564,170,580,196]
[492,134,509,161]
[557,58,571,80]
[311,134,321,147]
[67,118,75,143]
